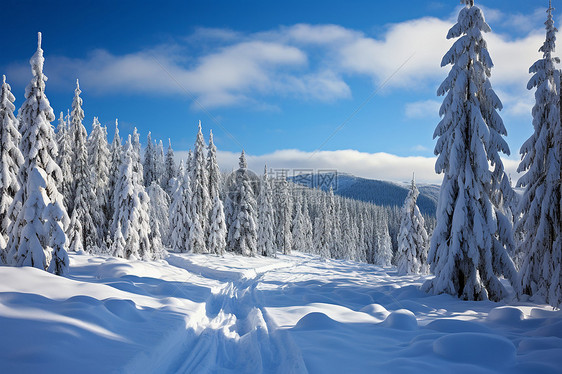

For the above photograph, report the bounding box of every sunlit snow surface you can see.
[0,252,560,373]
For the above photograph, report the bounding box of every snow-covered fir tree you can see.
[374,216,393,267]
[55,111,73,211]
[107,119,122,226]
[168,161,190,252]
[67,80,101,253]
[147,181,169,248]
[131,127,144,185]
[143,132,156,187]
[111,138,154,260]
[208,193,227,256]
[274,176,293,255]
[292,193,313,254]
[155,140,165,186]
[191,121,210,252]
[88,117,110,238]
[516,2,562,306]
[257,165,276,257]
[227,151,258,256]
[423,1,519,301]
[7,33,69,274]
[396,175,429,275]
[0,75,24,258]
[314,191,333,259]
[164,138,176,194]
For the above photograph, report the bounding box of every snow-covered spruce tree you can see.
[155,140,165,186]
[314,192,333,259]
[7,33,69,273]
[257,165,276,257]
[0,75,24,258]
[207,130,221,204]
[516,3,562,306]
[88,117,110,238]
[147,181,169,248]
[107,119,122,227]
[396,175,429,275]
[374,213,393,266]
[292,193,309,254]
[208,193,227,256]
[227,151,258,256]
[111,138,153,260]
[56,111,73,211]
[274,177,293,255]
[143,131,156,187]
[423,1,519,301]
[67,80,101,253]
[164,138,176,194]
[191,121,210,252]
[131,127,144,185]
[168,160,190,252]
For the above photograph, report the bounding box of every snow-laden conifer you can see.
[56,111,73,211]
[164,139,176,194]
[208,193,227,256]
[423,1,518,301]
[168,161,190,252]
[7,33,69,273]
[0,75,24,258]
[111,138,153,260]
[147,181,170,248]
[257,165,276,257]
[107,119,122,225]
[67,80,101,253]
[227,151,257,256]
[191,121,210,252]
[396,175,429,275]
[88,117,110,236]
[155,140,165,186]
[516,2,562,306]
[275,177,293,255]
[143,132,156,187]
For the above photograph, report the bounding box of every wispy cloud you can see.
[174,148,522,185]
[4,7,547,112]
[405,100,441,120]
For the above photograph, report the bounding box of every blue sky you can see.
[0,0,557,182]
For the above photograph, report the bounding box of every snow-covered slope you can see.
[290,173,439,216]
[0,252,560,373]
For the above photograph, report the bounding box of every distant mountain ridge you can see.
[289,172,439,216]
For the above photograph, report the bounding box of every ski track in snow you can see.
[127,254,308,374]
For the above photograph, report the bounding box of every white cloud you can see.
[5,7,547,112]
[175,148,523,185]
[405,100,441,119]
[411,145,430,152]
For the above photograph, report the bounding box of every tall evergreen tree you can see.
[164,138,176,194]
[147,181,167,253]
[155,140,165,186]
[67,80,100,253]
[275,177,293,255]
[516,2,562,306]
[423,1,518,301]
[227,151,257,256]
[88,117,110,239]
[169,161,190,252]
[0,75,24,259]
[111,138,153,260]
[208,193,227,256]
[56,111,73,211]
[143,131,156,187]
[7,33,69,274]
[396,175,429,275]
[191,121,210,252]
[107,119,122,227]
[257,165,276,257]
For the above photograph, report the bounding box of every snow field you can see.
[0,252,561,373]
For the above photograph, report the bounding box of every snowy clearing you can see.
[0,252,560,373]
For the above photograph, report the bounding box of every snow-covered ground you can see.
[0,252,560,374]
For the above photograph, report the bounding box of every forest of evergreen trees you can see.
[0,0,560,308]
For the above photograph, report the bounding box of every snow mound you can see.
[293,312,340,330]
[360,303,390,320]
[486,306,524,324]
[103,299,145,322]
[382,309,417,330]
[425,319,493,334]
[433,332,516,368]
